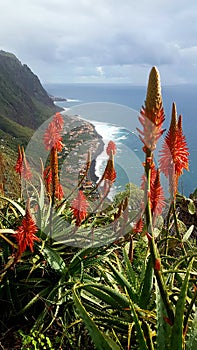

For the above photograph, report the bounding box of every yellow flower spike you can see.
[145,66,162,113]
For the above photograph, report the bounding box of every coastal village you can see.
[60,113,104,197]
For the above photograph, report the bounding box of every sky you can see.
[0,0,197,84]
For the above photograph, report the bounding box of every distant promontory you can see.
[49,95,67,102]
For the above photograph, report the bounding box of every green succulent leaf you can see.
[129,298,149,350]
[156,282,171,350]
[139,255,153,309]
[43,245,67,273]
[186,311,197,350]
[182,225,194,242]
[73,284,121,350]
[170,259,194,350]
[0,196,25,216]
[83,283,130,309]
[106,260,139,304]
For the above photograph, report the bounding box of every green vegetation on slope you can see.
[0,114,33,148]
[0,50,60,130]
[0,50,64,184]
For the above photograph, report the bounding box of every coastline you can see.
[61,111,105,185]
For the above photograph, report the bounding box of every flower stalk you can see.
[43,113,64,204]
[50,146,59,205]
[138,66,175,324]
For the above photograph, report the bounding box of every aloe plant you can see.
[0,66,197,350]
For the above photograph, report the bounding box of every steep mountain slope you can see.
[0,50,61,197]
[0,50,60,132]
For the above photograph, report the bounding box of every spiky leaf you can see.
[73,284,121,350]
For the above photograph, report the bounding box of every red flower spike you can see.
[102,151,116,183]
[15,146,32,180]
[43,166,52,194]
[71,190,89,226]
[43,166,64,200]
[43,166,52,183]
[13,202,39,257]
[43,113,64,151]
[133,217,143,233]
[159,103,189,197]
[150,167,165,217]
[137,107,165,152]
[103,165,116,183]
[15,145,23,175]
[53,112,64,131]
[43,122,63,151]
[159,103,178,178]
[106,140,117,156]
[21,147,32,180]
[56,183,64,201]
[175,115,189,176]
[141,163,164,218]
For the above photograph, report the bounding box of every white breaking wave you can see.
[66,99,81,102]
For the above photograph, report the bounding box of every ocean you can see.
[44,83,197,197]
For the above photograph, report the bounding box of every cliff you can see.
[0,50,60,136]
[0,51,104,198]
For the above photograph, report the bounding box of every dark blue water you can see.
[45,83,197,196]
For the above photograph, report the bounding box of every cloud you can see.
[0,0,197,83]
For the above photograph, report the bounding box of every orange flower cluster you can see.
[102,143,117,183]
[102,148,116,196]
[94,141,117,197]
[43,112,64,152]
[15,145,32,180]
[13,202,39,258]
[145,164,165,218]
[135,163,164,233]
[103,157,116,183]
[150,167,165,217]
[71,190,89,226]
[106,140,117,156]
[159,103,189,197]
[141,163,165,214]
[133,217,143,233]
